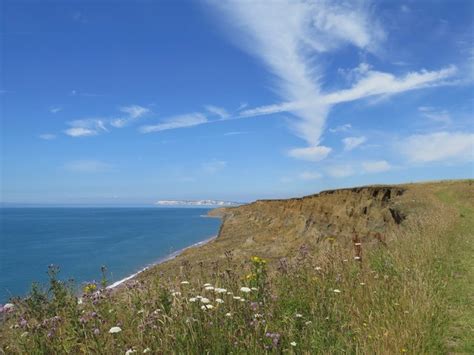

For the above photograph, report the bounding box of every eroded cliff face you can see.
[208,186,406,257]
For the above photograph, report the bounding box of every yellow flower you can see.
[83,283,97,294]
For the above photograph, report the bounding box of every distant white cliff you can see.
[154,200,242,207]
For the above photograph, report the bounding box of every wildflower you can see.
[77,298,83,305]
[195,295,203,299]
[109,326,122,334]
[203,283,212,287]
[200,298,210,304]
[354,242,362,246]
[215,288,227,294]
[227,291,233,295]
[93,328,100,335]
[315,266,322,271]
[204,286,214,291]
[343,259,348,262]
[295,313,303,318]
[240,287,251,293]
[240,298,246,302]
[354,256,361,260]
[290,341,297,347]
[251,287,258,291]
[225,312,232,317]
[216,298,224,304]
[125,349,136,355]
[305,321,312,325]
[180,281,190,285]
[171,291,181,297]
[83,283,97,294]
[189,297,197,303]
[233,296,241,300]
[254,313,263,318]
[333,289,341,293]
[143,349,151,353]
[360,282,366,286]
[200,304,214,310]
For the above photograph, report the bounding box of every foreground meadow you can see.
[1,181,473,354]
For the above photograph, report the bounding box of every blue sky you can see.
[1,0,473,205]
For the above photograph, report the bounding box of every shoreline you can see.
[107,235,217,290]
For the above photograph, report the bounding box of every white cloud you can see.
[224,131,248,136]
[205,105,229,119]
[418,106,451,124]
[343,136,366,151]
[65,119,108,137]
[39,133,56,140]
[202,160,227,174]
[400,132,474,163]
[139,113,207,133]
[362,160,391,173]
[287,146,332,162]
[63,160,113,173]
[329,124,352,133]
[323,65,457,105]
[50,106,62,114]
[64,127,98,137]
[326,165,355,178]
[299,171,322,180]
[111,105,151,128]
[119,105,150,119]
[211,0,384,149]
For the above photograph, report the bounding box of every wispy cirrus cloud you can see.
[210,0,385,154]
[399,132,474,163]
[111,105,151,128]
[343,136,367,151]
[139,113,207,133]
[49,106,62,114]
[208,1,459,161]
[205,105,230,119]
[418,106,452,124]
[65,105,150,136]
[329,123,352,133]
[64,119,108,137]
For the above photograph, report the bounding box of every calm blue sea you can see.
[0,208,221,303]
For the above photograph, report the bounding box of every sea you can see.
[0,208,221,303]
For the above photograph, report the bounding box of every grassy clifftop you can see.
[1,180,473,354]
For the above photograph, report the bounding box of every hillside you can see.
[1,180,473,354]
[139,183,429,276]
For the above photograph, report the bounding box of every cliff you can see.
[139,184,417,277]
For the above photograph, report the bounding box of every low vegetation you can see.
[0,180,472,354]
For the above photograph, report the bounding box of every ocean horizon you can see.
[0,207,221,303]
